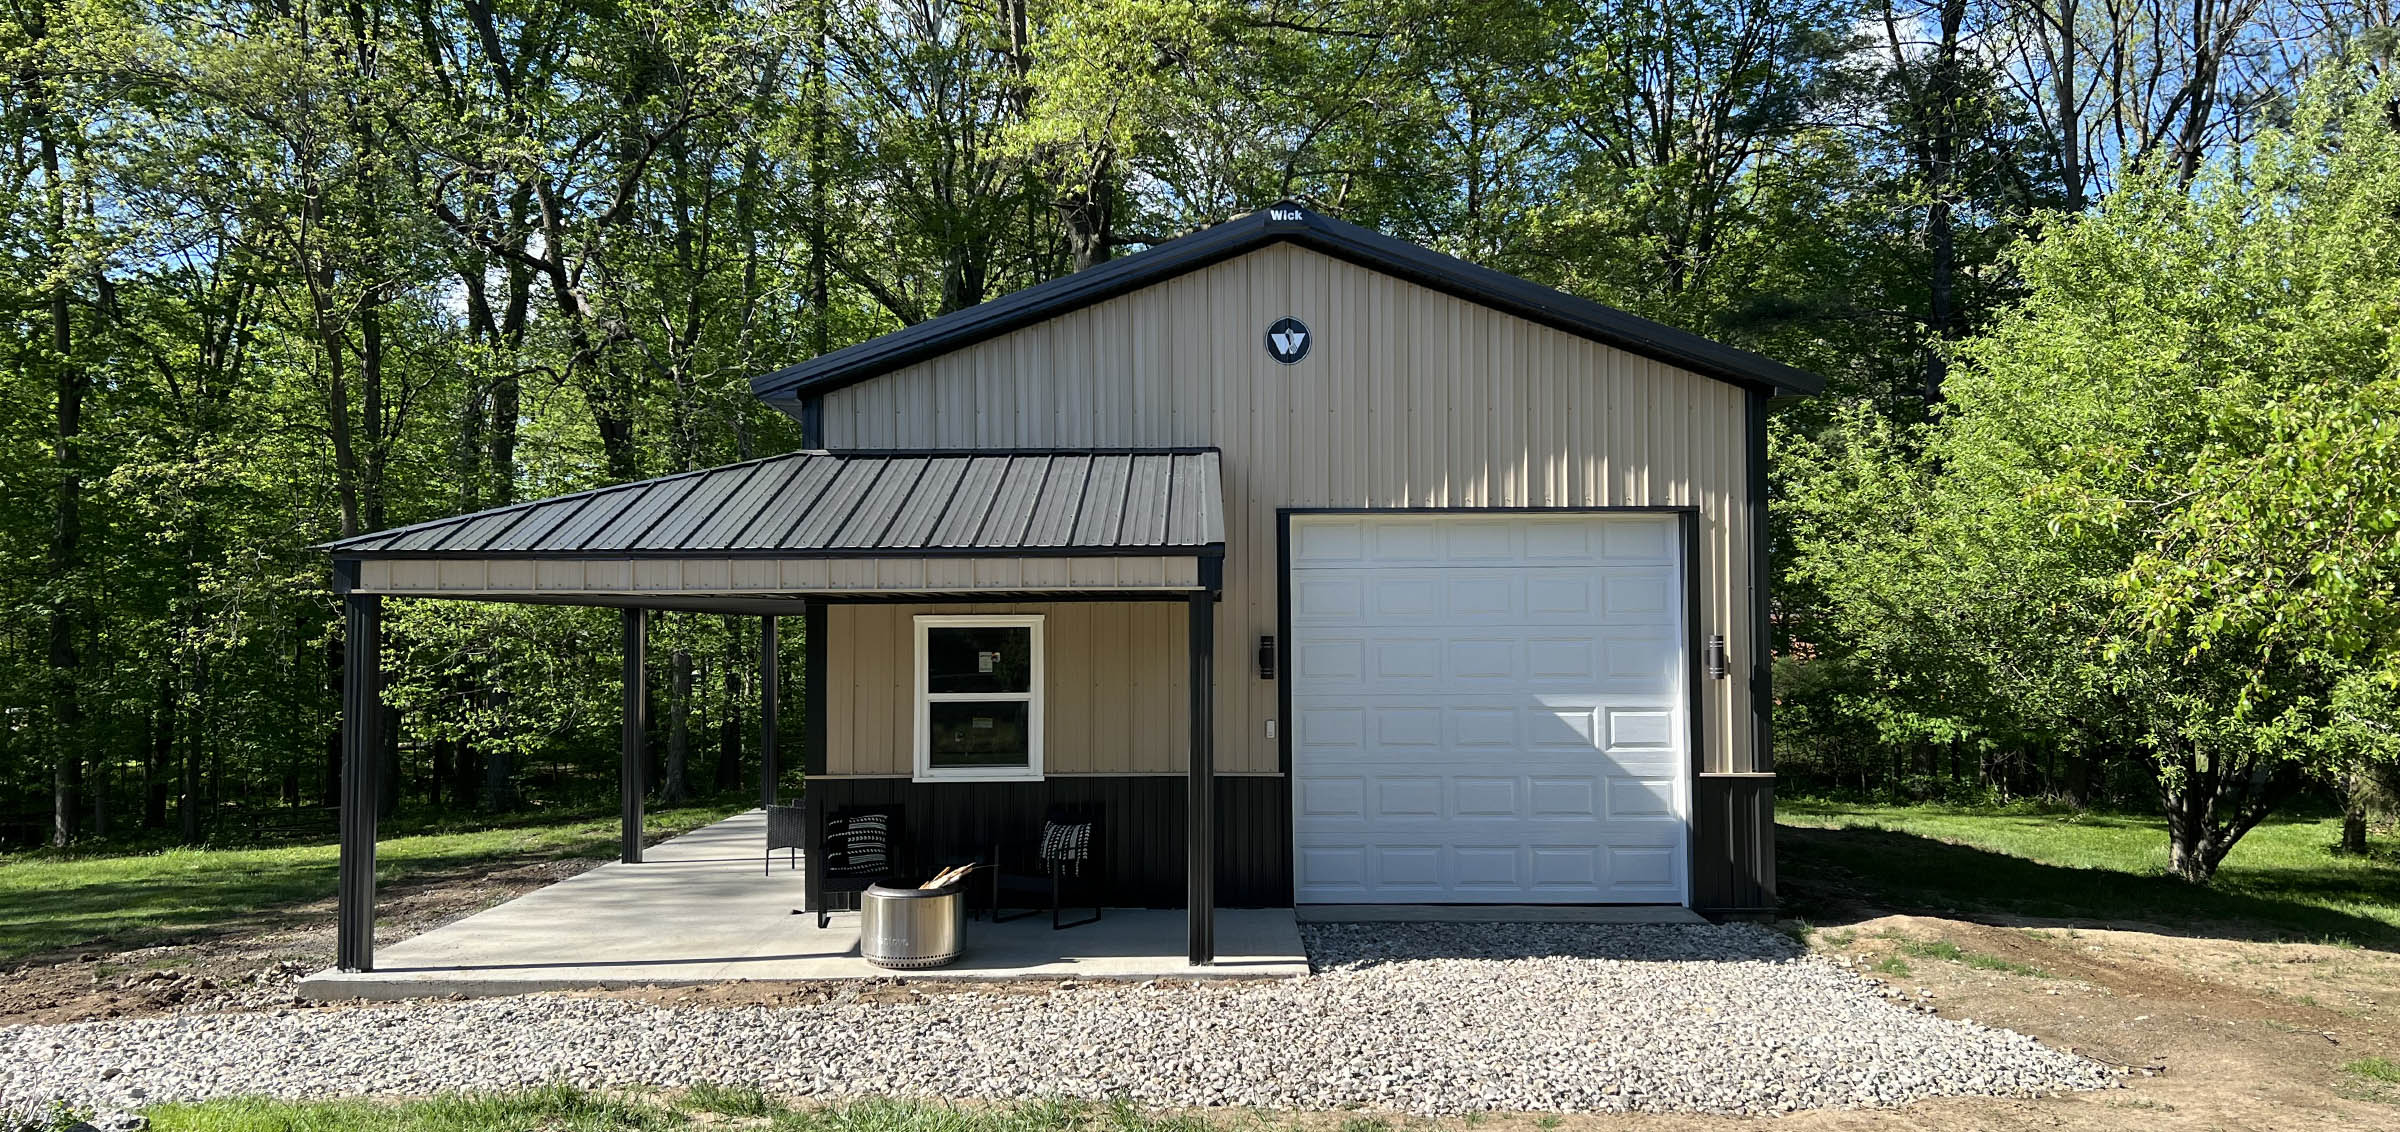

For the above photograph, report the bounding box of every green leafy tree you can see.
[1792,67,2400,880]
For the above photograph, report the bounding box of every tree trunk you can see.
[478,689,515,810]
[716,631,742,792]
[2342,810,2370,856]
[145,681,171,829]
[35,33,84,847]
[376,704,401,821]
[430,739,452,807]
[482,747,515,811]
[2160,746,2299,884]
[179,700,203,843]
[1922,0,1964,404]
[1058,152,1118,272]
[661,646,693,804]
[808,0,831,364]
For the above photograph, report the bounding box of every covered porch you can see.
[321,449,1233,981]
[299,809,1306,999]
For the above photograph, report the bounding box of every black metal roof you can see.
[751,202,1824,408]
[321,449,1225,559]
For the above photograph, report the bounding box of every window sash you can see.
[913,614,1044,782]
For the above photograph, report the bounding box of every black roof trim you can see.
[750,202,1825,403]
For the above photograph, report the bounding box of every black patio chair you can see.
[764,803,806,875]
[990,803,1102,929]
[817,804,905,928]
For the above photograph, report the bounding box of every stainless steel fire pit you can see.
[858,882,966,969]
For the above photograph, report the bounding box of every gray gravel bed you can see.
[2,923,2114,1119]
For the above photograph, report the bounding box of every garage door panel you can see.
[1528,777,1601,817]
[1452,776,1520,815]
[1609,846,1681,892]
[1292,639,1366,692]
[1290,514,1688,905]
[1290,518,1367,564]
[1529,847,1602,888]
[1604,709,1677,749]
[1300,631,1678,694]
[1294,577,1365,619]
[1297,776,1366,819]
[1450,707,1519,748]
[1374,776,1445,817]
[1607,777,1679,818]
[1525,708,1598,749]
[1372,520,1440,561]
[1602,519,1674,562]
[1375,845,1443,887]
[1297,845,1369,893]
[1295,568,1674,628]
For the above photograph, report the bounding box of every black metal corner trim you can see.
[1678,511,1705,908]
[803,599,828,778]
[1745,390,1774,775]
[750,203,1824,405]
[1275,511,1293,779]
[800,394,825,445]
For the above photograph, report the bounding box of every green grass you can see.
[0,800,743,963]
[137,1091,1249,1132]
[2342,1057,2400,1105]
[2347,1057,2400,1084]
[1891,937,2047,977]
[1780,798,2400,946]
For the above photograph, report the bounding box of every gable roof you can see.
[751,202,1824,409]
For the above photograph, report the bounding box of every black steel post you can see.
[760,615,780,807]
[1186,591,1216,965]
[800,600,827,916]
[622,607,648,864]
[336,593,383,972]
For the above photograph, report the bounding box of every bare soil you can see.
[5,857,2396,1128]
[0,857,595,1026]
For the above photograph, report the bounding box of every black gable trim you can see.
[750,203,1824,407]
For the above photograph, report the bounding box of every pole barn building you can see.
[322,203,1820,970]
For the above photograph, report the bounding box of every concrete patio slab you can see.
[300,810,1308,1000]
[1295,903,1706,924]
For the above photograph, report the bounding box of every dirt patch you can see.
[1718,913,2400,1131]
[0,856,596,1026]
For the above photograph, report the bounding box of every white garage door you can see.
[1288,513,1689,904]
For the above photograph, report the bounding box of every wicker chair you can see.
[990,803,1102,929]
[764,803,807,875]
[817,804,905,928]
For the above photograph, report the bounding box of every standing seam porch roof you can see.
[321,449,1225,559]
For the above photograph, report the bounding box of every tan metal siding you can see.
[822,244,1758,775]
[822,602,1190,777]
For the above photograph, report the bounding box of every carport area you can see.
[298,810,1306,1001]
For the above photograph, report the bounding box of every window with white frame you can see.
[913,614,1043,781]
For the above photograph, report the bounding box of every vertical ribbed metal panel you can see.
[1691,775,1776,913]
[819,244,1758,778]
[807,774,1290,908]
[824,601,1189,777]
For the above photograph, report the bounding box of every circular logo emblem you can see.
[1264,316,1311,365]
